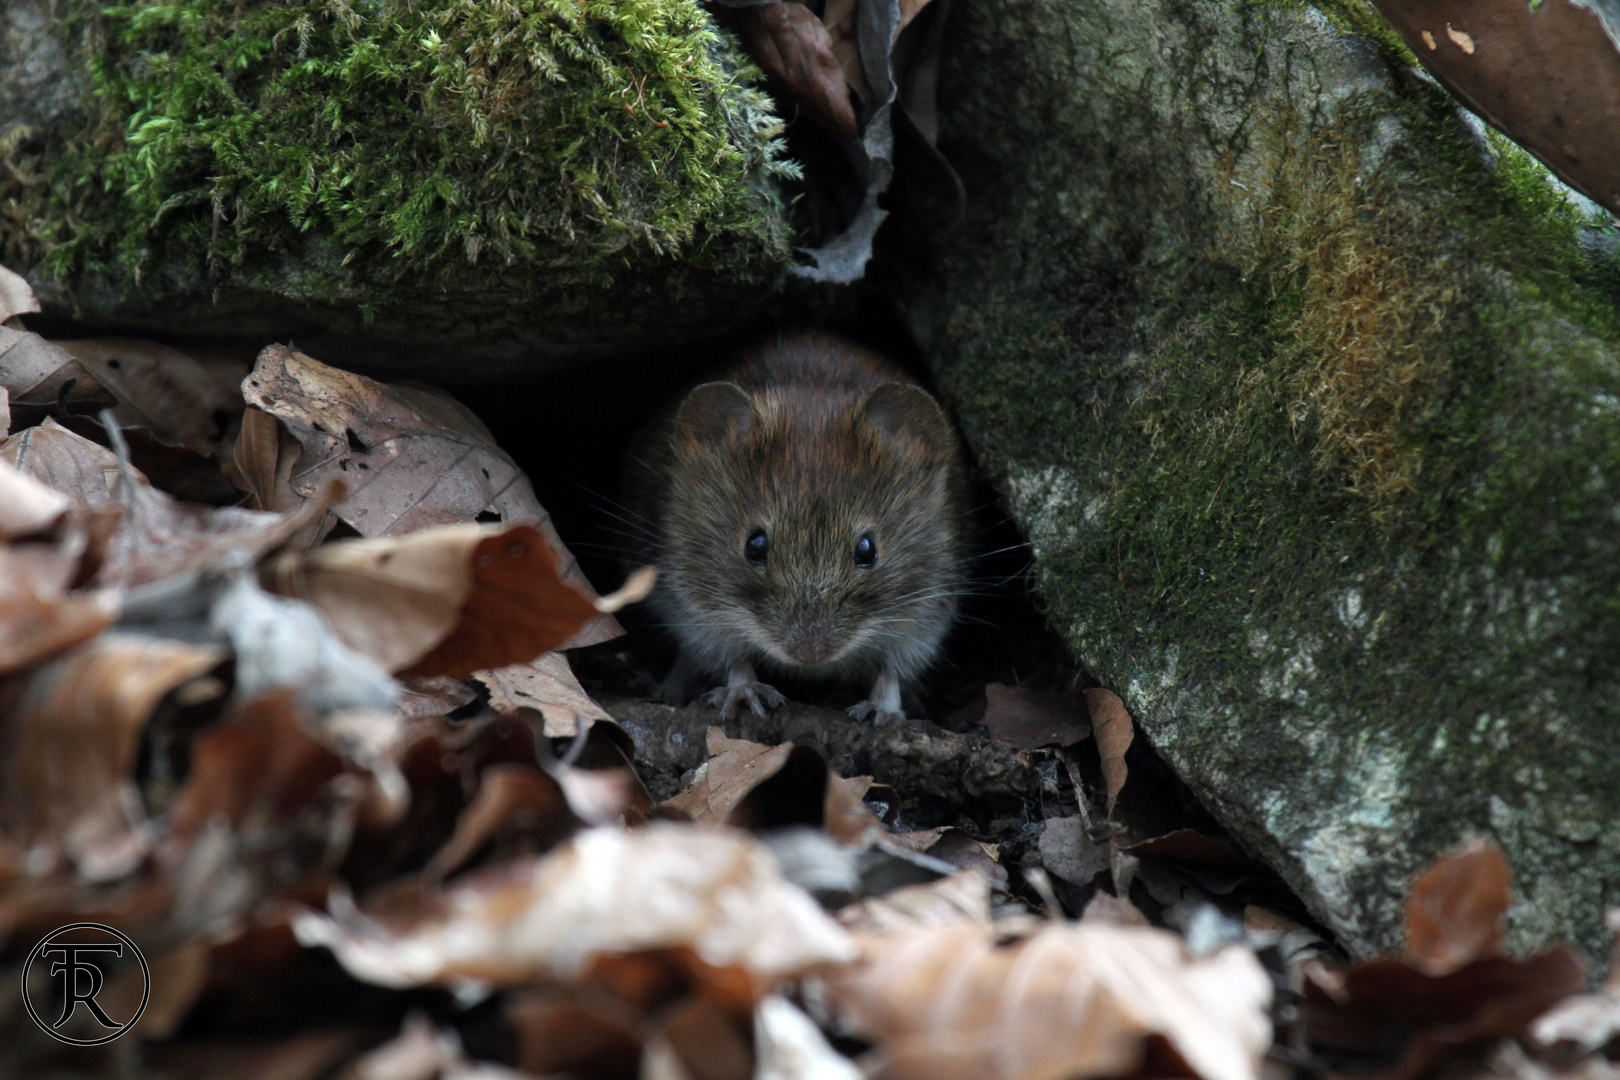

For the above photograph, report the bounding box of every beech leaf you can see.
[292,822,858,990]
[828,919,1272,1080]
[740,2,859,135]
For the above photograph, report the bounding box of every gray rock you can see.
[888,0,1620,960]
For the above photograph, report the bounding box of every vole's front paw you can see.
[702,681,786,720]
[848,700,906,725]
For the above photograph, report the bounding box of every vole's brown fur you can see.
[622,330,968,722]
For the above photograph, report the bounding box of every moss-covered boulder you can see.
[0,0,796,375]
[885,0,1620,958]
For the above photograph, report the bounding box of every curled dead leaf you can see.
[828,918,1272,1080]
[1088,688,1134,817]
[241,344,616,647]
[664,729,880,844]
[293,822,857,991]
[476,652,613,737]
[737,2,858,135]
[1405,837,1511,976]
[0,452,70,538]
[0,632,227,882]
[54,337,242,459]
[0,326,116,416]
[265,523,634,678]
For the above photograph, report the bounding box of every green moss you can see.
[3,0,796,317]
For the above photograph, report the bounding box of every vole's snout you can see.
[778,613,840,666]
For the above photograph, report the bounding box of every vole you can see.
[622,330,968,723]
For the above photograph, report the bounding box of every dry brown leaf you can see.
[0,326,116,415]
[838,868,994,934]
[1304,842,1587,1080]
[398,674,478,719]
[1405,837,1511,975]
[0,415,140,508]
[1088,687,1134,816]
[982,683,1091,750]
[1038,815,1110,887]
[264,524,639,678]
[1369,0,1620,217]
[0,544,120,675]
[828,918,1271,1080]
[0,632,227,881]
[0,451,69,538]
[241,344,617,648]
[230,406,336,550]
[476,652,614,737]
[420,763,573,883]
[664,729,879,843]
[667,730,797,824]
[739,2,858,135]
[822,0,937,108]
[0,264,40,323]
[1,416,317,587]
[293,822,857,990]
[54,337,242,458]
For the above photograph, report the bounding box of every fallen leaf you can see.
[229,406,336,550]
[737,2,858,135]
[1405,837,1511,976]
[1303,842,1587,1080]
[0,416,139,509]
[1368,0,1620,216]
[398,674,477,720]
[241,345,617,648]
[476,652,614,737]
[838,868,994,934]
[1038,815,1109,887]
[0,543,120,675]
[419,763,575,883]
[981,683,1091,750]
[664,729,879,843]
[0,632,227,881]
[264,524,639,679]
[827,918,1272,1080]
[54,337,241,458]
[756,994,864,1080]
[0,451,70,538]
[293,822,857,991]
[1088,688,1134,816]
[0,264,40,323]
[0,326,117,416]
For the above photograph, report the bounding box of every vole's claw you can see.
[848,700,905,725]
[702,681,786,720]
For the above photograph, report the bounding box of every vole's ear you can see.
[674,381,753,448]
[859,382,954,459]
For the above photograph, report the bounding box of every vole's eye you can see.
[854,534,877,568]
[745,528,769,567]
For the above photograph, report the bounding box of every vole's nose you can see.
[782,620,835,665]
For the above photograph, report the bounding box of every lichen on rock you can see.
[888,0,1620,960]
[0,0,798,372]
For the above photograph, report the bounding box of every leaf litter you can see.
[3,313,1620,1080]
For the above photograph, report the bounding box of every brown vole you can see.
[622,330,968,723]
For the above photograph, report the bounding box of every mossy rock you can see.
[884,0,1620,958]
[0,0,797,376]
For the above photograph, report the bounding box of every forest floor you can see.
[2,290,1618,1080]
